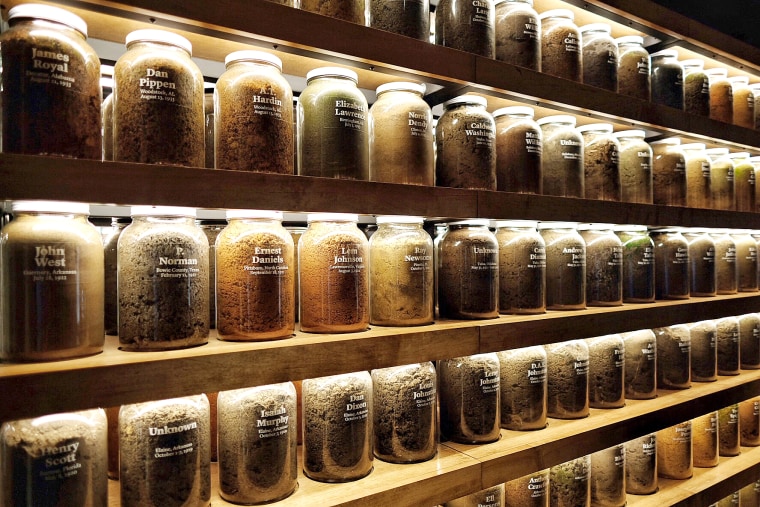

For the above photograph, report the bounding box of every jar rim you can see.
[12,200,90,215]
[680,59,705,68]
[537,221,578,229]
[307,212,359,223]
[442,94,488,109]
[375,81,426,96]
[226,209,283,220]
[576,123,614,134]
[375,215,424,225]
[704,68,728,77]
[126,29,192,55]
[131,205,196,217]
[576,222,615,231]
[495,0,534,5]
[728,76,750,85]
[536,115,576,127]
[8,3,88,37]
[492,219,538,229]
[649,137,681,146]
[613,129,646,139]
[306,66,358,83]
[615,35,643,45]
[538,8,573,20]
[446,219,491,227]
[727,152,751,159]
[704,147,730,156]
[650,49,679,58]
[492,106,534,118]
[224,50,282,71]
[680,143,706,150]
[612,224,647,232]
[579,23,611,34]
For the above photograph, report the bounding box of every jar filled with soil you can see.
[437,353,501,444]
[683,229,716,297]
[688,320,717,382]
[119,395,211,507]
[114,29,204,167]
[369,216,434,326]
[585,334,624,409]
[298,67,369,180]
[299,0,365,23]
[717,492,742,507]
[682,143,712,208]
[104,217,130,335]
[613,130,652,204]
[370,82,434,185]
[198,219,225,329]
[580,23,618,92]
[216,210,295,341]
[504,469,548,507]
[539,9,581,82]
[706,147,736,210]
[706,68,733,123]
[710,229,738,294]
[577,124,621,201]
[496,345,547,430]
[650,228,689,300]
[740,397,760,446]
[217,383,297,504]
[616,35,650,101]
[215,51,294,174]
[753,86,760,129]
[682,59,710,116]
[731,230,758,291]
[544,339,589,419]
[590,444,625,507]
[740,481,760,506]
[614,225,655,303]
[692,411,719,467]
[622,329,657,399]
[302,371,373,482]
[716,316,741,375]
[578,223,623,306]
[719,404,741,456]
[654,324,691,389]
[494,0,540,71]
[730,76,755,128]
[1,409,107,507]
[728,152,756,212]
[434,0,495,58]
[494,220,546,314]
[493,106,542,193]
[0,4,102,159]
[437,219,499,319]
[445,485,505,507]
[436,95,497,190]
[369,0,429,40]
[657,421,692,479]
[739,313,760,369]
[299,213,369,333]
[650,138,687,206]
[549,455,590,507]
[625,433,657,494]
[538,222,586,310]
[1,201,104,362]
[650,50,684,109]
[371,362,437,463]
[537,115,584,197]
[118,206,209,350]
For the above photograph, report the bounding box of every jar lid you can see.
[682,227,709,234]
[226,209,283,220]
[8,4,88,37]
[306,67,358,83]
[126,29,192,55]
[729,76,750,85]
[613,129,645,139]
[224,50,282,71]
[579,23,611,34]
[728,152,751,160]
[537,221,578,230]
[612,224,647,232]
[615,35,644,45]
[577,222,615,231]
[576,123,614,134]
[442,94,488,109]
[536,115,576,127]
[131,205,196,217]
[375,81,426,96]
[731,229,752,235]
[680,59,705,69]
[748,156,760,164]
[649,137,681,146]
[307,212,359,223]
[492,106,534,118]
[705,68,728,77]
[492,219,538,229]
[11,200,90,214]
[705,147,730,156]
[538,9,573,20]
[650,49,679,59]
[375,215,424,225]
[495,0,534,5]
[680,143,706,151]
[447,218,491,227]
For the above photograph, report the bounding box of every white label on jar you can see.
[730,329,740,344]
[527,360,546,384]
[525,130,542,154]
[528,475,547,497]
[150,420,198,459]
[640,246,654,266]
[257,405,290,439]
[405,246,432,272]
[609,246,623,267]
[637,58,649,75]
[701,161,710,178]
[560,139,582,160]
[471,246,498,272]
[705,413,718,433]
[574,358,589,376]
[728,406,739,424]
[471,0,492,24]
[29,47,74,89]
[642,436,656,455]
[156,246,199,279]
[344,392,369,422]
[614,448,625,468]
[642,341,655,361]
[334,99,366,131]
[724,246,737,263]
[244,246,288,276]
[678,337,691,355]
[22,244,79,283]
[563,246,585,268]
[614,347,624,368]
[139,68,178,103]
[480,368,499,394]
[478,495,500,507]
[748,94,756,110]
[673,247,688,265]
[750,171,756,185]
[674,160,686,174]
[35,438,83,482]
[524,17,539,39]
[753,401,759,416]
[465,122,495,148]
[563,32,580,53]
[749,246,757,261]
[529,246,547,268]
[703,247,716,263]
[673,423,691,443]
[413,380,436,408]
[607,50,618,66]
[727,167,735,182]
[331,243,365,274]
[252,92,284,119]
[408,111,429,137]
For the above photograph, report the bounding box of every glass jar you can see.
[622,329,656,399]
[578,223,623,306]
[494,220,546,314]
[615,35,650,101]
[730,76,754,128]
[650,138,687,206]
[728,152,756,212]
[298,67,368,179]
[298,213,369,333]
[740,397,760,446]
[710,229,738,294]
[654,324,691,389]
[300,0,365,23]
[706,147,736,210]
[688,319,717,382]
[614,225,655,303]
[692,411,719,467]
[369,216,434,326]
[114,29,204,167]
[434,0,495,58]
[215,210,295,341]
[650,49,684,109]
[579,23,617,92]
[368,0,429,40]
[538,222,586,310]
[537,115,584,197]
[731,229,758,292]
[577,123,621,201]
[198,218,225,329]
[102,91,114,161]
[682,59,710,116]
[739,313,760,369]
[613,130,652,204]
[0,4,102,159]
[496,345,547,430]
[493,106,542,193]
[204,89,214,168]
[549,456,590,507]
[706,68,733,123]
[539,9,581,82]
[371,362,437,463]
[657,421,693,480]
[217,383,297,504]
[446,485,505,507]
[752,84,760,129]
[504,469,549,507]
[435,95,497,190]
[215,51,294,174]
[545,339,589,419]
[437,220,499,319]
[118,206,209,350]
[104,217,130,335]
[586,334,625,409]
[1,201,104,362]
[369,82,434,186]
[625,433,657,494]
[716,316,741,375]
[683,228,716,297]
[752,157,760,211]
[494,0,540,71]
[437,353,501,443]
[681,143,712,208]
[590,444,625,507]
[650,228,689,300]
[719,404,741,456]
